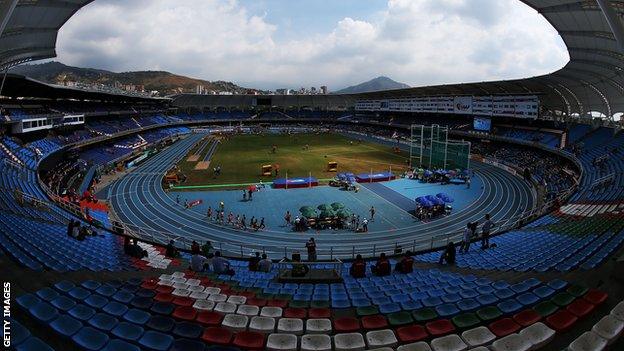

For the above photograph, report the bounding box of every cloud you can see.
[55,0,569,90]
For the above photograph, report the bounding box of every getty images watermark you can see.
[3,282,10,348]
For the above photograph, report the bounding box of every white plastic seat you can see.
[227,295,247,305]
[491,333,531,351]
[334,332,366,351]
[518,322,555,349]
[306,319,332,333]
[189,291,209,300]
[368,348,395,351]
[222,313,249,332]
[610,301,624,321]
[365,329,398,348]
[158,274,173,281]
[186,278,200,286]
[208,293,227,302]
[266,333,298,351]
[204,287,221,295]
[397,341,432,351]
[301,334,332,351]
[261,306,283,318]
[467,347,489,351]
[172,288,191,297]
[461,326,496,347]
[249,316,276,334]
[172,282,190,289]
[188,285,205,292]
[568,331,607,351]
[157,280,174,286]
[237,304,260,316]
[171,272,185,278]
[192,299,215,311]
[277,318,304,335]
[214,302,237,314]
[592,314,624,344]
[431,334,468,351]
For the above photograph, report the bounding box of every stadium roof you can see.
[1,0,624,120]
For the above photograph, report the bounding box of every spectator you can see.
[212,251,234,275]
[481,214,494,249]
[190,252,209,272]
[165,239,179,258]
[291,254,309,277]
[395,251,414,274]
[67,220,74,237]
[201,240,213,257]
[258,253,272,272]
[370,206,375,221]
[460,222,472,253]
[191,240,200,254]
[249,252,260,271]
[371,253,391,276]
[306,237,317,261]
[362,218,368,232]
[439,242,456,265]
[350,254,366,278]
[71,221,80,238]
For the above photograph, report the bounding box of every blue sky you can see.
[55,0,569,91]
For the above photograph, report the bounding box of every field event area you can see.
[175,132,409,188]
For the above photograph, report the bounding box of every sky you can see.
[55,0,569,91]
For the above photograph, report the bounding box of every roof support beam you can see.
[597,0,624,51]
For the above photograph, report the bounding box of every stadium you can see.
[2,1,624,351]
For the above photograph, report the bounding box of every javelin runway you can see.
[109,133,534,258]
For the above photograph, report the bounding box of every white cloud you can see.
[56,0,569,90]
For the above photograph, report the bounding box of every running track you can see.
[108,133,534,259]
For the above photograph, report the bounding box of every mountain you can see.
[10,61,253,96]
[333,76,410,94]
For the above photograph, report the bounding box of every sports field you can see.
[176,133,409,188]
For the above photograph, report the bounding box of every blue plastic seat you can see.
[111,322,145,341]
[102,339,141,351]
[88,313,119,331]
[16,294,41,310]
[497,299,523,315]
[516,292,540,306]
[435,303,460,317]
[400,300,423,311]
[171,338,206,351]
[441,293,461,303]
[82,280,102,291]
[85,294,109,309]
[15,337,54,351]
[68,304,96,321]
[547,279,568,291]
[476,294,499,306]
[29,302,59,323]
[123,308,151,325]
[54,280,76,293]
[72,327,110,350]
[457,298,481,312]
[139,331,174,351]
[379,303,401,314]
[534,286,555,299]
[50,296,76,312]
[96,285,117,297]
[147,315,176,332]
[332,299,351,308]
[112,291,134,303]
[131,296,154,309]
[151,301,175,315]
[391,294,410,303]
[494,288,515,300]
[49,315,83,337]
[9,319,30,346]
[351,298,372,307]
[103,301,129,317]
[136,288,157,298]
[173,322,203,339]
[68,287,91,300]
[422,297,443,307]
[35,288,59,302]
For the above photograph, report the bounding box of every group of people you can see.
[66,220,97,241]
[439,213,495,265]
[349,251,415,278]
[285,207,375,233]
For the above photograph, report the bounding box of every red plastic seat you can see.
[513,309,541,327]
[266,300,289,308]
[361,315,388,330]
[566,299,595,318]
[155,286,174,294]
[545,310,578,332]
[334,317,360,332]
[246,298,267,307]
[283,308,307,319]
[396,324,429,343]
[195,311,223,327]
[239,291,256,299]
[584,289,608,306]
[154,293,174,303]
[308,308,331,319]
[172,306,197,321]
[202,327,233,345]
[232,330,265,350]
[425,319,455,336]
[141,281,158,290]
[172,296,194,306]
[489,318,521,337]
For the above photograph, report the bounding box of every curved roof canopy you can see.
[2,0,624,120]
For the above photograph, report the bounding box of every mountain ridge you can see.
[333,76,410,94]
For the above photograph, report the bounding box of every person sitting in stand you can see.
[249,252,260,271]
[395,251,414,274]
[190,252,210,272]
[191,240,200,254]
[258,253,272,272]
[201,240,213,257]
[439,242,456,265]
[165,239,179,258]
[371,253,391,276]
[350,254,366,278]
[291,254,309,278]
[212,251,235,275]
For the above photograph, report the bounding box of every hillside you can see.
[10,61,251,95]
[334,76,410,94]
